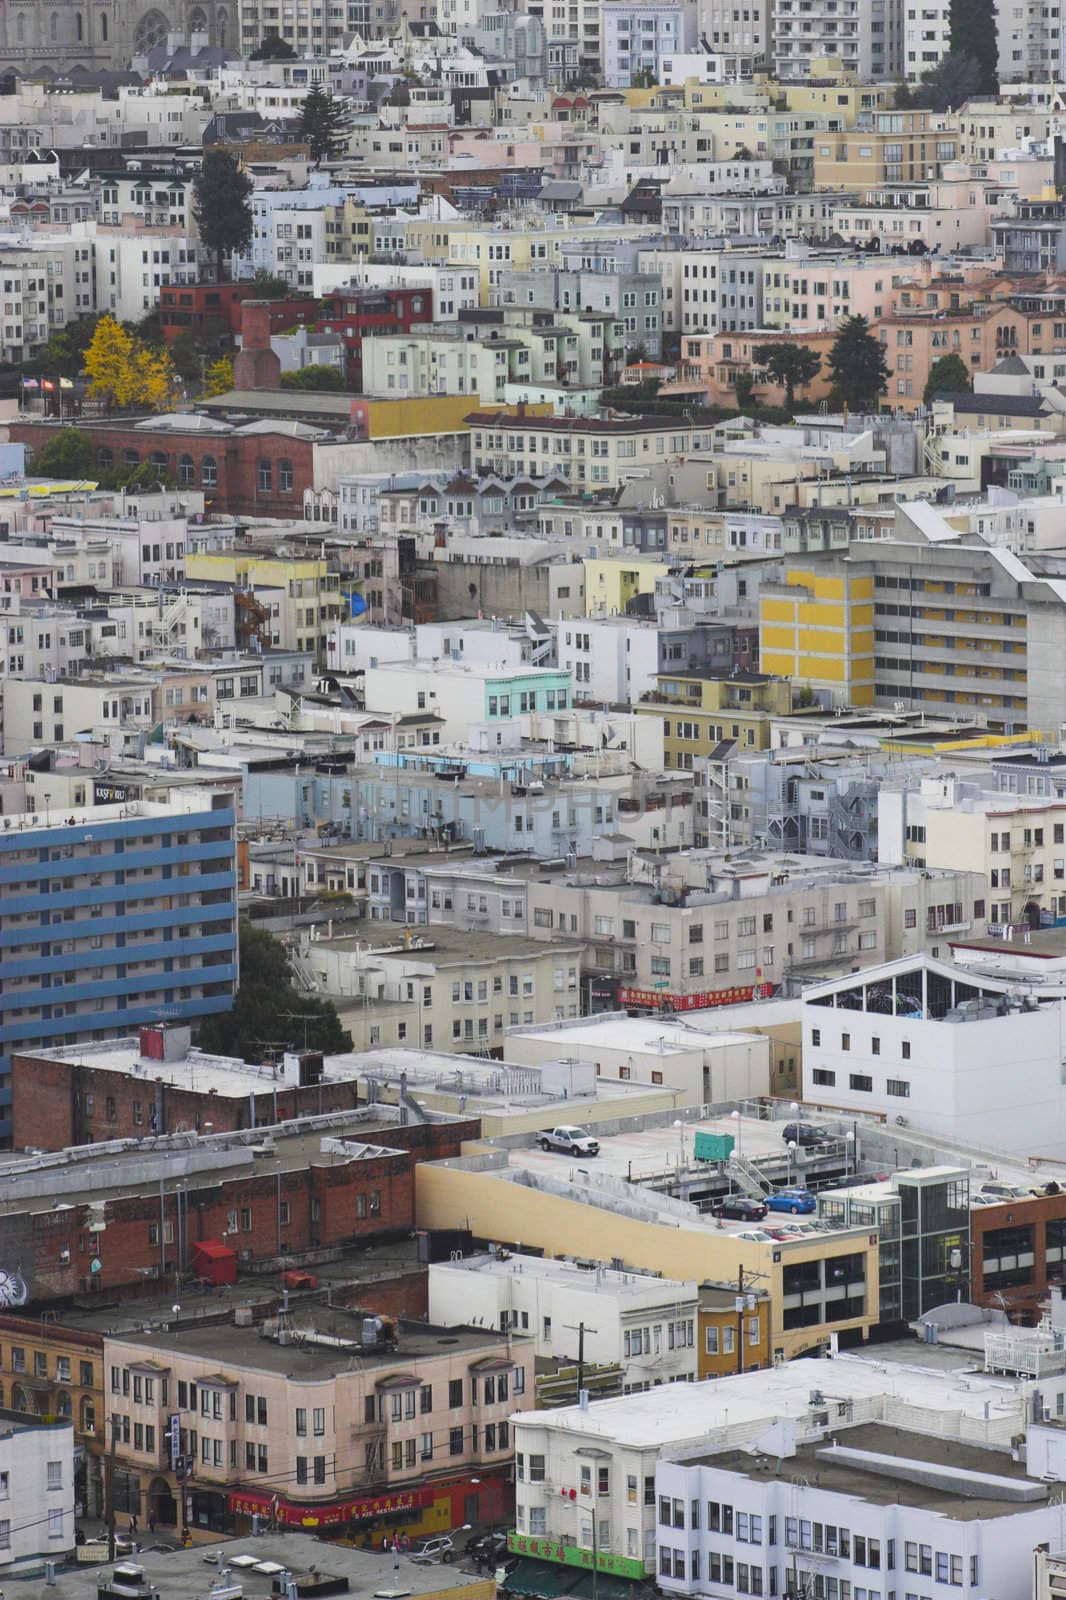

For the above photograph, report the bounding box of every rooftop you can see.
[698,1422,1047,1520]
[431,1251,698,1301]
[109,1308,524,1379]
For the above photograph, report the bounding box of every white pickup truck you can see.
[539,1124,600,1156]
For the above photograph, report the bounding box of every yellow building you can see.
[415,1158,879,1363]
[184,549,344,660]
[698,1282,772,1379]
[371,216,657,298]
[636,669,793,768]
[813,109,957,192]
[759,564,875,706]
[583,557,671,617]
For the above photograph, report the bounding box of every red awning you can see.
[229,1484,435,1529]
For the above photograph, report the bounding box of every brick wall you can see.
[2,1146,415,1303]
[9,421,315,517]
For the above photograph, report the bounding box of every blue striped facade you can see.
[0,804,239,1139]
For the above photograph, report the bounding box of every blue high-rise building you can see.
[0,789,239,1142]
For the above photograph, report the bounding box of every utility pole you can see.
[736,1265,745,1378]
[563,1320,597,1400]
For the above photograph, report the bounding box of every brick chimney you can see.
[233,299,281,391]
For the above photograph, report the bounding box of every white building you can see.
[311,261,480,318]
[800,954,1066,1157]
[0,1413,75,1574]
[429,1254,700,1391]
[772,0,901,78]
[602,0,697,86]
[556,616,662,705]
[510,1352,1043,1579]
[655,1421,1063,1600]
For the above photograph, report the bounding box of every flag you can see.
[59,377,74,390]
[20,377,38,390]
[41,379,55,391]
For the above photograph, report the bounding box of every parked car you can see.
[713,1196,767,1221]
[782,1122,831,1148]
[766,1187,817,1215]
[539,1125,600,1156]
[414,1536,455,1563]
[980,1182,1031,1201]
[463,1531,511,1568]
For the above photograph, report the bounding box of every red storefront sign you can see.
[618,984,773,1011]
[228,1484,433,1529]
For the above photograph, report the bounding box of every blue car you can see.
[766,1187,817,1215]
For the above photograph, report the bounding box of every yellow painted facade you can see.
[364,395,540,439]
[636,672,792,768]
[415,1161,879,1362]
[759,566,876,705]
[583,558,670,617]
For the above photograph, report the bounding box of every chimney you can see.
[233,299,282,392]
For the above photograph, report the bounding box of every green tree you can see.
[43,314,102,377]
[752,341,822,411]
[909,48,986,110]
[923,352,972,406]
[280,364,346,391]
[252,268,292,299]
[197,920,353,1062]
[193,149,254,283]
[948,0,997,95]
[827,315,889,414]
[30,426,95,478]
[204,355,235,395]
[734,370,756,410]
[298,84,352,163]
[251,32,296,57]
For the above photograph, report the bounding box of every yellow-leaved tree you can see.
[83,315,137,410]
[83,315,178,412]
[203,355,234,396]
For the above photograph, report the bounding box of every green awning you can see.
[567,1573,643,1600]
[503,1560,576,1597]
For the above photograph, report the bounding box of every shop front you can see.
[229,1468,512,1545]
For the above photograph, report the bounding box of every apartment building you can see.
[759,529,1066,730]
[636,669,793,768]
[0,1314,103,1516]
[289,923,586,1053]
[0,238,94,363]
[103,1312,533,1534]
[655,1421,1059,1600]
[429,1254,701,1393]
[523,849,985,1009]
[2,672,158,756]
[773,0,902,78]
[0,1411,75,1574]
[813,110,957,190]
[602,0,696,86]
[466,410,706,490]
[0,790,236,1141]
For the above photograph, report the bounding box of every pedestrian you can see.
[147,1510,157,1535]
[400,1532,409,1553]
[392,1540,400,1572]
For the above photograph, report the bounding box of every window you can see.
[849,1074,873,1092]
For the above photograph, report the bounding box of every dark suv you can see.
[782,1122,831,1147]
[713,1196,768,1221]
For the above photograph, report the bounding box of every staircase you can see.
[728,1149,774,1198]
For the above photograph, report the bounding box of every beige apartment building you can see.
[525,852,986,1008]
[465,410,707,490]
[104,1312,534,1537]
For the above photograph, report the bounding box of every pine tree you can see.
[947,0,997,96]
[193,150,254,283]
[298,85,352,164]
[827,316,890,415]
[924,352,972,406]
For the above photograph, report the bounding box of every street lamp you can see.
[730,1107,742,1159]
[787,1139,797,1185]
[673,1117,685,1169]
[845,1129,856,1179]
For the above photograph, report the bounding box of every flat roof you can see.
[507,1017,764,1055]
[517,1350,1027,1449]
[698,1422,1046,1520]
[109,1309,524,1379]
[431,1250,698,1300]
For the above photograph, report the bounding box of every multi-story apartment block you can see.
[466,409,706,489]
[103,1312,533,1535]
[0,791,237,1141]
[773,0,902,77]
[636,669,793,768]
[602,0,696,86]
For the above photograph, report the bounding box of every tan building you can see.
[813,109,957,191]
[104,1312,534,1537]
[465,409,707,491]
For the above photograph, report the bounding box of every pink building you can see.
[104,1311,534,1538]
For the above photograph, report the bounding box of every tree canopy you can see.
[203,355,235,396]
[30,426,95,479]
[752,342,822,411]
[899,49,986,110]
[196,920,352,1062]
[280,364,346,391]
[83,315,177,411]
[924,352,973,405]
[827,315,890,414]
[252,268,292,300]
[193,150,254,283]
[298,85,352,163]
[251,33,295,57]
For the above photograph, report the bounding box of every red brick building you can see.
[970,1187,1066,1321]
[0,1110,475,1304]
[11,415,319,516]
[158,283,319,345]
[318,286,434,387]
